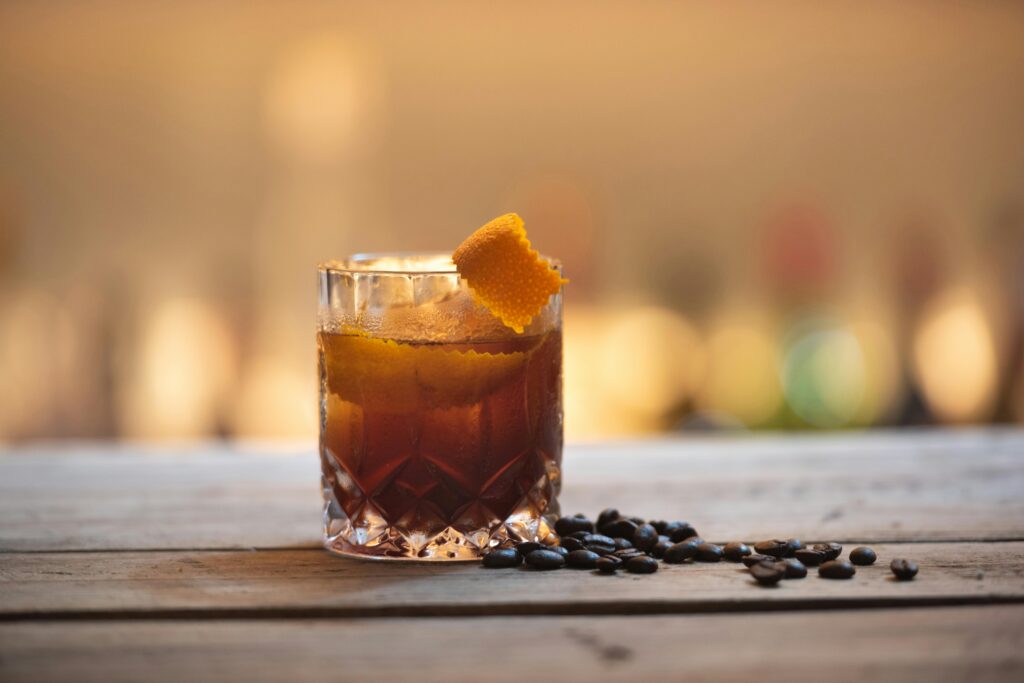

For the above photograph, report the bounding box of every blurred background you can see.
[1,1,1023,442]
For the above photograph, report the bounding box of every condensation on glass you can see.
[317,253,563,560]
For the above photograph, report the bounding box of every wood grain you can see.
[2,542,1022,619]
[2,429,1023,552]
[2,606,1022,683]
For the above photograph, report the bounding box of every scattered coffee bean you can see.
[555,515,594,536]
[586,543,616,556]
[890,558,919,580]
[566,549,601,569]
[753,539,790,558]
[482,548,522,568]
[750,560,786,586]
[596,508,620,529]
[583,533,616,547]
[625,555,659,574]
[525,549,566,570]
[742,553,775,568]
[633,524,658,552]
[723,542,752,562]
[549,545,569,559]
[561,537,585,552]
[695,542,724,562]
[628,516,647,526]
[568,530,590,541]
[613,537,634,551]
[517,541,543,556]
[650,538,673,559]
[650,520,668,534]
[668,523,699,543]
[813,543,842,561]
[600,519,640,539]
[819,560,856,579]
[779,558,807,579]
[663,539,700,564]
[595,556,622,573]
[850,547,877,566]
[794,548,828,566]
[614,548,645,558]
[785,539,804,556]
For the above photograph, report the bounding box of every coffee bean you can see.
[548,545,569,559]
[633,524,658,552]
[794,549,828,566]
[517,541,543,556]
[595,556,622,573]
[750,560,786,586]
[555,516,594,536]
[668,523,699,543]
[568,531,591,541]
[890,558,919,580]
[818,560,856,579]
[561,537,585,552]
[596,508,620,529]
[786,539,804,556]
[723,542,752,562]
[628,516,647,526]
[753,539,790,558]
[525,549,566,570]
[625,555,659,574]
[583,534,616,547]
[813,543,842,561]
[779,558,807,579]
[613,537,634,551]
[696,542,724,562]
[600,519,640,539]
[650,520,668,534]
[586,543,616,556]
[566,549,601,569]
[663,539,700,564]
[651,538,673,559]
[742,553,775,568]
[482,548,522,568]
[850,547,877,566]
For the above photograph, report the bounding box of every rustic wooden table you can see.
[2,429,1023,682]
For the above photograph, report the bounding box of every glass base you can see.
[322,469,560,561]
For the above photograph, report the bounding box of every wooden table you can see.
[2,429,1023,682]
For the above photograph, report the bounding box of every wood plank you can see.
[3,542,1022,619]
[2,429,1022,552]
[2,606,1022,682]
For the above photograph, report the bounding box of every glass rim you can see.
[318,251,562,276]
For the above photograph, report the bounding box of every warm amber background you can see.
[1,1,1023,440]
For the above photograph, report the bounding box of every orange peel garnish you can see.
[453,213,567,333]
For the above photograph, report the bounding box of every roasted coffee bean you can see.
[561,536,585,552]
[668,523,699,543]
[890,558,919,580]
[779,558,807,579]
[753,539,790,558]
[628,516,647,526]
[596,508,620,529]
[813,543,842,561]
[482,548,522,568]
[595,556,622,573]
[650,520,668,534]
[613,537,634,551]
[794,549,828,566]
[625,555,659,574]
[785,539,804,556]
[819,560,856,579]
[633,524,658,552]
[695,542,724,562]
[549,545,569,559]
[555,515,594,536]
[568,531,590,541]
[525,549,566,570]
[663,539,700,564]
[750,560,786,586]
[742,553,775,568]
[583,534,616,547]
[614,550,646,562]
[651,538,673,559]
[517,541,543,556]
[600,519,640,539]
[566,549,601,569]
[586,543,616,556]
[723,542,752,562]
[850,547,877,566]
